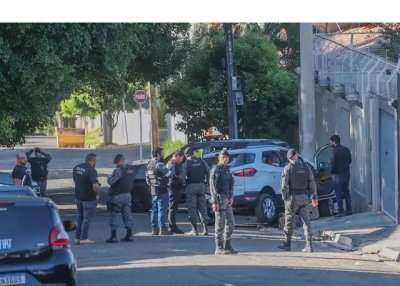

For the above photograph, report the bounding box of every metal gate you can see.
[379,109,396,219]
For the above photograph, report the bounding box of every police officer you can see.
[146,147,174,236]
[73,153,101,245]
[277,149,318,253]
[26,147,52,196]
[106,154,135,243]
[180,147,210,236]
[167,150,185,234]
[210,150,237,255]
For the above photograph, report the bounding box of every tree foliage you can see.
[162,30,298,141]
[378,23,400,63]
[0,24,90,147]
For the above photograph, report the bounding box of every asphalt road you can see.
[3,137,400,285]
[50,189,400,286]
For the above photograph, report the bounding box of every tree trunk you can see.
[103,114,113,145]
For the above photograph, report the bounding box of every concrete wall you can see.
[315,84,399,222]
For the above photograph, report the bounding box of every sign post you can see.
[134,90,148,160]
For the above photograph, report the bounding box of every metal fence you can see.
[314,33,399,101]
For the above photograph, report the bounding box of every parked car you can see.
[0,186,38,198]
[0,197,77,286]
[130,139,290,212]
[203,145,335,224]
[0,172,42,197]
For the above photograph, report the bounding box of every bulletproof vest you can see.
[112,165,136,195]
[146,159,168,191]
[288,162,309,194]
[215,165,232,194]
[169,163,183,189]
[186,158,206,184]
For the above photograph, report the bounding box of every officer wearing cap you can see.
[179,147,210,236]
[277,149,318,253]
[210,149,237,255]
[106,154,135,243]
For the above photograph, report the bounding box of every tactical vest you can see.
[146,159,168,194]
[288,162,309,194]
[111,165,136,195]
[186,158,206,184]
[214,164,232,194]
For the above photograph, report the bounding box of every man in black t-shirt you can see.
[12,153,32,187]
[73,153,101,245]
[26,147,52,196]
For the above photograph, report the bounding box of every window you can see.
[203,153,255,168]
[279,150,289,166]
[262,151,282,167]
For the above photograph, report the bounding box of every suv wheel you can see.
[255,194,278,224]
[131,182,152,212]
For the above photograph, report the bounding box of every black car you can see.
[0,186,37,198]
[129,139,290,212]
[0,197,77,286]
[0,172,41,197]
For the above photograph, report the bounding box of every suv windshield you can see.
[204,153,256,168]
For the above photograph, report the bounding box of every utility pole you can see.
[299,23,316,161]
[224,23,238,139]
[150,83,159,150]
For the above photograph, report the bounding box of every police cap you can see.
[287,149,298,160]
[184,147,194,156]
[114,154,124,164]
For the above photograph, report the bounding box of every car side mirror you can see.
[63,220,77,232]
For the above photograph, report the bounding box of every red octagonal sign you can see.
[134,90,148,104]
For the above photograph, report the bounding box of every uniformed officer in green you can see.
[106,154,135,243]
[278,149,318,253]
[209,150,237,255]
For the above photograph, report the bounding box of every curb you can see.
[320,230,354,249]
[379,247,400,262]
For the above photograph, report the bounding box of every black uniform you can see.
[26,150,52,196]
[167,162,184,232]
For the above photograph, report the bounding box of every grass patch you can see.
[160,139,186,156]
[85,128,103,148]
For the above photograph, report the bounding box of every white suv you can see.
[204,145,335,224]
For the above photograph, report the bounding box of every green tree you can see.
[0,23,90,147]
[378,23,400,62]
[162,30,298,142]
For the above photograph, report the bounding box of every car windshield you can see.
[204,153,256,168]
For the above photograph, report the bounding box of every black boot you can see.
[277,239,291,251]
[202,223,209,236]
[106,230,119,243]
[121,228,134,242]
[186,221,199,236]
[215,240,224,255]
[302,240,313,253]
[223,240,238,255]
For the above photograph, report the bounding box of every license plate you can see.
[0,273,26,286]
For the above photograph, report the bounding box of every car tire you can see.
[131,181,152,212]
[318,198,334,217]
[255,193,278,224]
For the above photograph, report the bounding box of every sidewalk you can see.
[311,211,400,261]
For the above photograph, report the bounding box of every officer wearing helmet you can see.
[277,149,318,253]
